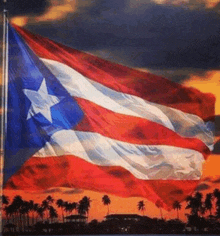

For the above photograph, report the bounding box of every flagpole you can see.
[1,0,8,234]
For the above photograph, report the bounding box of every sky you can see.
[1,0,220,222]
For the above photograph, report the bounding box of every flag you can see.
[4,23,215,209]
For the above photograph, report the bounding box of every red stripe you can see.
[12,24,215,120]
[74,97,210,158]
[5,155,199,209]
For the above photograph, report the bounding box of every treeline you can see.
[2,194,110,233]
[2,189,220,234]
[2,195,91,228]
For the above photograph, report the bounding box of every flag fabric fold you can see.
[4,23,215,209]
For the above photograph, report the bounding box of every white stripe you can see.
[34,130,204,180]
[41,58,214,150]
[41,58,174,130]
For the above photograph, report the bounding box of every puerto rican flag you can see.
[4,24,215,209]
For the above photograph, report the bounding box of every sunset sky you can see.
[1,0,220,222]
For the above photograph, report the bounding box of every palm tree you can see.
[41,196,54,220]
[213,189,220,218]
[102,195,111,215]
[28,200,38,225]
[36,206,45,222]
[2,195,10,223]
[173,201,181,219]
[11,195,24,231]
[49,206,58,223]
[137,200,145,216]
[155,200,163,219]
[195,192,203,216]
[77,196,91,217]
[2,195,9,206]
[29,201,40,225]
[56,199,65,222]
[66,202,78,216]
[5,204,14,224]
[77,201,86,216]
[33,203,40,224]
[46,195,54,205]
[41,199,49,219]
[204,193,213,216]
[63,201,71,217]
[186,192,203,217]
[20,200,31,230]
[71,202,78,214]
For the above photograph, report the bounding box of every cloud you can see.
[3,0,220,71]
[128,0,220,10]
[10,0,96,25]
[43,188,62,193]
[10,0,76,25]
[213,139,220,153]
[35,0,77,22]
[10,17,29,27]
[215,116,220,137]
[146,69,209,83]
[212,176,220,183]
[63,188,84,194]
[0,0,48,17]
[201,176,212,182]
[183,71,220,114]
[195,183,211,191]
[21,1,220,72]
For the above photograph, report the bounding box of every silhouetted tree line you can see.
[2,189,220,235]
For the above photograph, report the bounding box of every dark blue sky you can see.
[26,1,220,73]
[1,0,219,74]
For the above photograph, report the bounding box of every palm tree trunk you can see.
[19,213,23,232]
[87,210,89,222]
[6,214,9,224]
[177,209,179,219]
[27,213,30,229]
[32,212,34,226]
[160,208,163,219]
[62,208,64,223]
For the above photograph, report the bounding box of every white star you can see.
[23,79,60,123]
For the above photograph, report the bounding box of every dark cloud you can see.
[213,2,220,12]
[0,0,49,17]
[6,180,17,190]
[202,177,212,182]
[63,189,83,194]
[213,139,220,154]
[195,183,211,191]
[23,2,220,80]
[215,116,220,137]
[147,69,210,83]
[43,188,62,193]
[212,177,220,183]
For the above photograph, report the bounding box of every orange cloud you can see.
[10,16,29,27]
[183,70,220,115]
[154,0,219,8]
[128,0,220,9]
[154,0,220,8]
[35,0,77,22]
[10,0,78,26]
